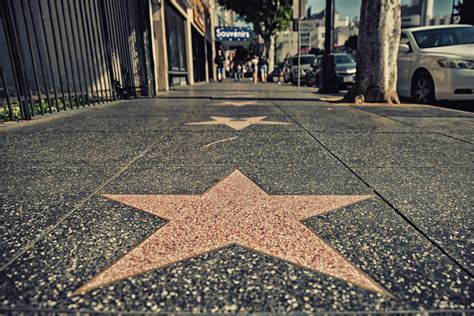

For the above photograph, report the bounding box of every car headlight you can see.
[437,59,474,69]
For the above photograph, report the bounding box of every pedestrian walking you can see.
[224,58,231,79]
[232,60,242,81]
[215,50,224,82]
[250,55,259,84]
[258,54,268,83]
[278,62,285,84]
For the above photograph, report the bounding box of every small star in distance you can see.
[186,116,290,130]
[73,170,390,297]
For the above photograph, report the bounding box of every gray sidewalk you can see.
[1,82,472,313]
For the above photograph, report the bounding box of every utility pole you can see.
[293,0,305,88]
[320,0,337,93]
[297,9,301,88]
[324,0,333,54]
[293,0,306,88]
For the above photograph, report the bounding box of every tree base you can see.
[340,86,401,105]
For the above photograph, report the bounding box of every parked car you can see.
[290,54,316,84]
[305,53,356,90]
[397,24,474,103]
[334,53,357,89]
[305,55,323,87]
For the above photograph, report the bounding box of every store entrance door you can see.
[192,28,206,83]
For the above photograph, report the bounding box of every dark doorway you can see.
[192,27,206,83]
[164,3,187,86]
[206,40,213,81]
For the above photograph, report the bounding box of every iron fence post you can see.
[0,66,13,121]
[38,0,60,111]
[27,0,53,113]
[19,0,43,115]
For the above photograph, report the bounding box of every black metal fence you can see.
[0,0,155,121]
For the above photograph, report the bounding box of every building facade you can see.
[151,0,216,89]
[401,0,459,28]
[275,9,351,62]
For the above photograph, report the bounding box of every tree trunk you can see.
[345,0,401,104]
[268,35,275,73]
[262,35,269,56]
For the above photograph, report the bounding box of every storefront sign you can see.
[194,0,206,32]
[215,27,250,42]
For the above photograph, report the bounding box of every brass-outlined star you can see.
[185,116,290,130]
[73,170,390,297]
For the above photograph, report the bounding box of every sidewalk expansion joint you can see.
[355,105,473,144]
[0,119,186,273]
[272,101,473,278]
[436,132,473,145]
[353,106,422,128]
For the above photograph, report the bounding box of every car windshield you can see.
[335,55,355,64]
[292,56,315,65]
[412,27,474,48]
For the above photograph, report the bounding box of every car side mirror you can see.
[399,43,411,53]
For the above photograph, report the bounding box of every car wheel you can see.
[412,71,435,104]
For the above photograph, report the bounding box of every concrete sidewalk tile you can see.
[1,163,121,266]
[237,164,370,195]
[40,114,182,132]
[391,117,474,133]
[85,99,211,117]
[355,105,474,118]
[101,166,235,195]
[443,133,473,144]
[306,198,471,310]
[99,164,370,197]
[143,131,339,168]
[292,115,419,132]
[274,102,369,117]
[0,131,166,164]
[314,132,472,168]
[352,166,473,273]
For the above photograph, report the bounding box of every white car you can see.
[397,25,474,103]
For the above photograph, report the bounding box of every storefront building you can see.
[149,0,215,90]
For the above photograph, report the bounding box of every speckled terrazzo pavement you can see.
[1,82,472,314]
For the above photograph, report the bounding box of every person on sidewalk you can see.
[215,50,224,82]
[224,58,231,79]
[250,55,259,84]
[258,54,268,83]
[232,59,242,81]
[278,62,285,84]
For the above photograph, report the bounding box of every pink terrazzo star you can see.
[74,170,389,296]
[186,116,290,130]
